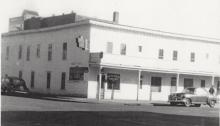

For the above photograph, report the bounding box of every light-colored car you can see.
[168,87,216,108]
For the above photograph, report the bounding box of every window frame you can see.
[106,42,113,54]
[36,44,40,58]
[69,67,84,81]
[190,52,195,62]
[18,45,22,59]
[120,43,126,55]
[62,42,67,60]
[48,44,52,61]
[26,45,30,61]
[173,50,178,61]
[158,49,164,59]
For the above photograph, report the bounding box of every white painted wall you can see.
[90,25,220,75]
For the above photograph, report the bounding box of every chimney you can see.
[113,11,119,23]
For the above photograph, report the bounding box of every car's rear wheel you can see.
[184,98,191,107]
[194,104,201,107]
[208,100,215,108]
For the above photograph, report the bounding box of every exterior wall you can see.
[89,25,220,75]
[1,24,91,96]
[87,67,215,101]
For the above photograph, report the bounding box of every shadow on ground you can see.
[1,93,92,104]
[2,111,219,126]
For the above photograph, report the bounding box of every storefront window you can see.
[107,73,120,90]
[151,77,161,92]
[69,67,84,81]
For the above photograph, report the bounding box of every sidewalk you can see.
[43,96,220,108]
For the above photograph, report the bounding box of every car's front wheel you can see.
[184,98,191,107]
[208,100,215,108]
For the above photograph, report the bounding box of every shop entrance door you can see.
[184,78,193,89]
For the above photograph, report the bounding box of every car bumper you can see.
[168,99,186,103]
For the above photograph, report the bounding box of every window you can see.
[107,73,120,90]
[158,49,164,59]
[151,77,162,92]
[190,52,195,62]
[171,77,177,93]
[61,72,66,90]
[184,78,193,88]
[217,81,220,95]
[206,53,209,59]
[18,70,22,79]
[140,75,143,89]
[47,71,51,89]
[62,43,67,60]
[201,80,205,88]
[138,46,142,53]
[106,42,113,54]
[31,71,35,88]
[173,50,178,61]
[48,44,52,61]
[18,45,22,59]
[27,46,30,61]
[120,43,126,55]
[6,46,9,60]
[36,44,40,58]
[69,67,84,80]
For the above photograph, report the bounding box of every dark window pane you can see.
[107,73,120,90]
[47,72,51,89]
[63,43,67,60]
[158,49,163,59]
[48,44,52,61]
[151,77,161,92]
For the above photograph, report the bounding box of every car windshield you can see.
[182,88,195,94]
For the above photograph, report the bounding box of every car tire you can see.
[208,100,215,108]
[194,104,201,107]
[184,98,191,107]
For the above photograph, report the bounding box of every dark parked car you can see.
[168,87,216,108]
[1,76,29,94]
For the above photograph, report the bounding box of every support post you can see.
[98,66,102,100]
[137,70,141,101]
[176,73,180,92]
[211,75,215,86]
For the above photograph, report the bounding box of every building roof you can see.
[2,18,220,44]
[22,9,39,16]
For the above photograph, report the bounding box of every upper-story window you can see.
[190,52,195,62]
[62,42,67,60]
[26,45,30,61]
[120,43,126,55]
[138,46,142,53]
[205,53,209,59]
[18,45,22,59]
[173,50,178,61]
[158,49,164,59]
[48,44,52,61]
[36,44,40,58]
[6,46,9,60]
[106,42,113,54]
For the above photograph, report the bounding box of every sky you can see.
[0,0,220,39]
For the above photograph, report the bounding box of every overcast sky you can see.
[0,0,220,39]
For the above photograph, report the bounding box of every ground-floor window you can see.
[47,71,51,89]
[69,67,84,81]
[18,70,22,79]
[31,71,35,88]
[184,78,193,88]
[201,80,205,88]
[61,72,66,90]
[217,81,220,95]
[107,73,120,90]
[151,77,162,92]
[170,77,177,93]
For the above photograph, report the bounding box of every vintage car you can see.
[1,76,29,94]
[168,87,216,108]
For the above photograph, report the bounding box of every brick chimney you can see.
[113,11,119,23]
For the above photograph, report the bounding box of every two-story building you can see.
[2,10,220,101]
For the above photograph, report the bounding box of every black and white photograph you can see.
[1,0,220,125]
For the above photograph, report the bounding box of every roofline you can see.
[2,19,220,44]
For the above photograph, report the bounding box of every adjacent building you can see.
[2,10,220,101]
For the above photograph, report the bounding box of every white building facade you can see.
[2,11,220,101]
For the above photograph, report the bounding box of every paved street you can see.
[1,95,219,126]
